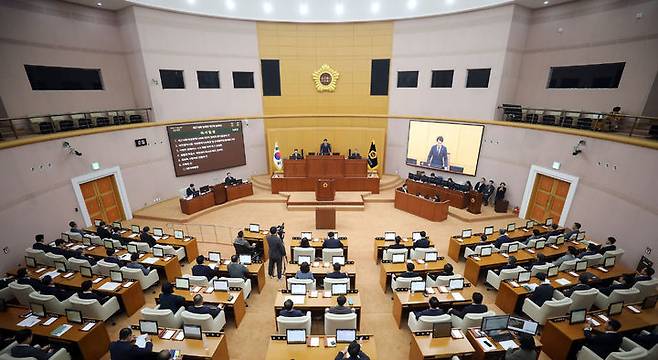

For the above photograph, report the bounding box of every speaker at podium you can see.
[315,179,336,201]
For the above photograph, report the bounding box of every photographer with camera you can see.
[267,225,287,280]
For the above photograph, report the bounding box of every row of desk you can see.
[180,182,254,215]
[289,236,349,259]
[373,235,435,263]
[273,291,362,330]
[394,190,450,222]
[285,262,357,289]
[380,259,448,292]
[405,179,470,209]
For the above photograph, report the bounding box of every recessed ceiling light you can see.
[370,2,381,13]
[407,0,417,10]
[299,3,309,15]
[225,0,235,10]
[96,2,102,6]
[445,0,455,5]
[187,0,196,4]
[263,2,273,13]
[335,3,344,15]
[544,1,549,4]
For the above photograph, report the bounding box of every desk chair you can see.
[25,248,48,266]
[28,292,71,315]
[526,238,546,249]
[67,258,99,274]
[0,348,71,360]
[451,311,496,332]
[63,232,83,242]
[625,332,658,359]
[382,248,408,261]
[141,305,184,329]
[581,254,603,267]
[499,241,526,253]
[559,259,579,271]
[0,287,13,303]
[120,267,159,290]
[546,235,559,245]
[485,266,526,290]
[464,245,496,258]
[323,277,349,291]
[408,313,451,332]
[522,296,572,325]
[391,276,423,292]
[632,278,658,300]
[69,294,120,322]
[577,337,648,360]
[44,253,66,267]
[293,247,315,262]
[181,310,226,332]
[96,260,120,276]
[603,249,624,264]
[129,242,151,254]
[594,288,641,310]
[8,283,36,306]
[324,310,357,335]
[183,274,214,287]
[322,248,344,263]
[287,278,316,291]
[554,288,599,311]
[215,277,252,299]
[153,244,185,260]
[530,263,553,277]
[103,239,123,249]
[0,342,15,356]
[426,273,462,288]
[410,247,438,260]
[276,311,311,334]
[86,235,103,246]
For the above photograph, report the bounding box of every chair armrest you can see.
[553,290,566,300]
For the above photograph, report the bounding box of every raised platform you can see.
[282,191,366,211]
[448,205,516,223]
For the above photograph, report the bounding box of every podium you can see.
[316,208,336,229]
[466,191,483,214]
[315,179,336,201]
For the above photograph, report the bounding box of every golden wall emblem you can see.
[312,64,339,92]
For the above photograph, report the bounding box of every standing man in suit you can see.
[475,178,487,193]
[192,255,218,281]
[11,329,55,360]
[527,273,554,307]
[110,328,153,360]
[290,149,304,160]
[186,294,222,318]
[32,234,49,251]
[323,232,343,249]
[495,182,507,203]
[449,292,488,318]
[267,226,287,280]
[319,139,332,155]
[140,226,157,248]
[328,295,353,314]
[158,282,186,313]
[583,319,623,359]
[186,184,199,198]
[426,136,449,169]
[483,180,496,205]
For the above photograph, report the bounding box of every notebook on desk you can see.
[50,324,72,337]
[142,257,159,264]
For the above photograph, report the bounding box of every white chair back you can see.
[45,253,67,267]
[526,238,546,249]
[184,274,212,287]
[581,254,603,267]
[96,260,120,276]
[546,235,559,244]
[410,247,438,260]
[181,310,226,332]
[293,247,315,261]
[86,235,103,246]
[408,314,451,332]
[451,311,496,331]
[28,292,70,315]
[324,312,357,335]
[25,248,48,266]
[603,249,624,264]
[392,276,423,291]
[67,258,92,272]
[559,259,578,271]
[568,288,599,311]
[286,278,316,291]
[129,242,152,253]
[215,277,252,299]
[141,306,183,328]
[383,248,408,261]
[431,274,462,287]
[499,241,525,253]
[68,294,120,321]
[9,282,36,306]
[323,277,350,291]
[120,266,159,290]
[530,264,552,276]
[322,248,344,262]
[64,232,83,241]
[276,311,311,334]
[633,278,658,300]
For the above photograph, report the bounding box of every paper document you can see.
[43,317,58,326]
[555,279,571,286]
[153,236,162,240]
[309,337,320,347]
[119,254,132,261]
[142,257,159,264]
[174,331,185,341]
[499,340,518,350]
[438,286,448,293]
[17,315,41,328]
[477,338,496,351]
[50,324,72,337]
[285,295,305,305]
[451,292,465,301]
[81,322,95,331]
[135,335,149,348]
[40,271,60,280]
[128,234,138,238]
[323,291,332,298]
[425,287,435,294]
[98,282,121,291]
[161,330,176,340]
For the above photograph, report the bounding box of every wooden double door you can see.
[527,173,570,225]
[80,175,125,224]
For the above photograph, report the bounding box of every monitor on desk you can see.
[332,256,345,266]
[104,239,114,249]
[332,283,348,295]
[535,240,546,250]
[61,233,70,242]
[412,232,422,241]
[174,230,184,239]
[30,302,46,317]
[175,277,190,290]
[525,220,534,229]
[410,280,425,293]
[139,320,159,335]
[642,295,657,310]
[208,252,221,263]
[507,243,519,253]
[517,271,531,283]
[336,329,356,343]
[603,256,616,268]
[286,329,306,344]
[25,256,36,268]
[480,246,493,257]
[575,260,588,272]
[507,223,516,232]
[481,315,509,332]
[82,236,92,246]
[131,225,140,234]
[461,229,472,238]
[127,244,138,254]
[608,301,624,316]
[200,185,210,193]
[66,309,83,324]
[507,316,538,335]
[239,254,252,265]
[384,232,396,241]
[432,322,452,338]
[213,279,229,292]
[290,283,306,295]
[545,218,553,226]
[153,247,164,258]
[547,266,559,277]
[484,226,494,236]
[297,255,311,265]
[556,235,565,245]
[249,224,260,233]
[391,253,406,263]
[301,232,312,240]
[183,324,203,340]
[153,228,164,237]
[425,252,438,262]
[569,309,587,324]
[112,221,122,229]
[449,278,464,290]
[110,270,123,283]
[54,261,67,273]
[577,232,586,241]
[80,266,92,278]
[94,219,102,227]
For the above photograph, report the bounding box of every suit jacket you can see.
[499,263,517,271]
[326,271,348,279]
[414,307,444,320]
[578,250,598,259]
[187,305,221,318]
[475,182,486,193]
[109,340,153,360]
[348,153,361,159]
[192,264,217,281]
[584,330,623,359]
[41,285,73,302]
[295,271,314,280]
[159,293,186,313]
[449,304,488,319]
[563,283,591,297]
[126,262,150,276]
[495,187,506,201]
[139,233,156,248]
[504,348,537,360]
[186,187,199,197]
[290,153,303,160]
[630,332,658,350]
[387,243,406,249]
[328,305,353,315]
[97,227,112,240]
[413,238,430,249]
[17,277,43,291]
[528,283,554,307]
[104,256,122,266]
[225,176,237,185]
[635,275,652,283]
[32,242,49,251]
[599,283,629,296]
[599,245,616,254]
[319,143,332,155]
[397,271,420,279]
[10,344,52,360]
[494,235,512,249]
[426,144,448,168]
[267,234,286,260]
[227,263,249,279]
[78,291,110,304]
[279,309,305,317]
[323,238,343,249]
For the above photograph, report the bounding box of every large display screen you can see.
[405,120,484,176]
[167,120,246,177]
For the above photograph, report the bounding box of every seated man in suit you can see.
[227,255,249,280]
[449,292,488,318]
[564,222,582,240]
[548,223,562,236]
[139,226,157,248]
[527,273,554,307]
[323,232,343,249]
[186,184,199,198]
[110,328,153,360]
[48,239,68,257]
[335,340,370,360]
[413,296,444,320]
[32,234,49,251]
[348,148,362,159]
[629,329,658,351]
[187,294,222,318]
[290,149,304,160]
[233,230,256,252]
[224,172,237,185]
[583,319,623,360]
[599,237,617,254]
[412,231,430,249]
[578,243,600,259]
[498,256,518,272]
[40,275,74,302]
[525,253,548,271]
[192,255,218,281]
[295,262,315,280]
[69,221,84,235]
[598,274,635,296]
[398,263,420,278]
[326,263,348,279]
[11,329,55,360]
[493,228,512,249]
[553,246,578,267]
[96,221,112,240]
[387,236,406,250]
[635,267,655,283]
[328,295,353,314]
[104,248,122,266]
[562,274,591,297]
[279,299,304,317]
[16,267,42,292]
[158,282,186,313]
[523,229,542,245]
[319,138,332,155]
[428,263,453,282]
[77,280,111,304]
[126,252,151,276]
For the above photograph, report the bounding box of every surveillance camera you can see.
[572,149,582,156]
[74,150,83,156]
